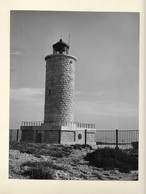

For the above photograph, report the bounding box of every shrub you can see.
[22,165,54,179]
[22,160,68,171]
[40,146,71,158]
[71,144,92,150]
[85,147,138,173]
[21,160,68,179]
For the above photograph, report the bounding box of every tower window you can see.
[49,89,52,96]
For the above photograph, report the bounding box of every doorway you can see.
[36,133,42,143]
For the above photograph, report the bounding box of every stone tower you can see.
[44,39,77,124]
[21,39,96,146]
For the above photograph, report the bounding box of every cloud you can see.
[10,88,138,117]
[75,90,106,101]
[75,90,138,118]
[10,87,44,107]
[10,52,22,56]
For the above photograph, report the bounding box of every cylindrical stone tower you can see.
[44,39,77,124]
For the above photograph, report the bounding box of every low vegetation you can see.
[85,147,138,173]
[9,142,138,180]
[21,161,68,179]
[10,142,72,158]
[22,164,54,179]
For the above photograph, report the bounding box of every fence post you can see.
[85,129,87,145]
[59,129,61,144]
[116,129,118,149]
[17,129,19,142]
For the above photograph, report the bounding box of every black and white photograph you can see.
[9,11,139,181]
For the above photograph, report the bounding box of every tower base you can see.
[20,122,96,147]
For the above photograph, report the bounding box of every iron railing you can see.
[96,129,138,149]
[21,121,95,129]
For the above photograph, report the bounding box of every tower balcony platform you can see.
[21,121,95,129]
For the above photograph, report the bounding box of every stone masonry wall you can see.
[61,130,75,144]
[21,130,34,142]
[44,54,76,124]
[60,127,96,145]
[20,126,96,145]
[44,130,60,144]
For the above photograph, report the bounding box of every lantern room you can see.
[53,39,69,54]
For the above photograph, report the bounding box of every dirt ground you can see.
[9,142,138,180]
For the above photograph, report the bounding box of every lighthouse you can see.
[21,39,96,146]
[44,39,77,124]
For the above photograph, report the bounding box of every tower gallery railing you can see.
[21,121,95,129]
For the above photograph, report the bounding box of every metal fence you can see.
[96,129,138,149]
[10,129,21,142]
[10,128,139,150]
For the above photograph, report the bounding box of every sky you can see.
[10,11,139,130]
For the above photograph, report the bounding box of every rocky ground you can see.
[9,142,138,180]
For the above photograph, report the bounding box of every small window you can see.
[49,89,52,95]
[78,133,82,140]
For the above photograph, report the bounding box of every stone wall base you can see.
[21,125,96,147]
